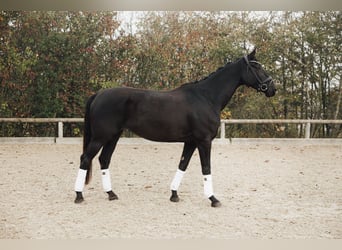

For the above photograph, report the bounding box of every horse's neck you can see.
[198,60,242,111]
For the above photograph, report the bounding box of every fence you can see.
[220,119,342,139]
[0,118,342,143]
[0,118,83,140]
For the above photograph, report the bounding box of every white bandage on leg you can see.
[203,175,214,198]
[101,169,112,192]
[75,169,87,192]
[170,169,185,191]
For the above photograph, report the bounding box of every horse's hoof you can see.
[74,197,84,204]
[211,200,222,207]
[75,192,84,204]
[170,196,180,202]
[209,195,222,208]
[107,191,119,201]
[170,190,180,202]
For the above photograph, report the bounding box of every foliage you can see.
[0,11,341,138]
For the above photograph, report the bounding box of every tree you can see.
[0,11,340,138]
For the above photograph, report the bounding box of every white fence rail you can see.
[0,118,342,141]
[0,118,83,140]
[220,119,342,139]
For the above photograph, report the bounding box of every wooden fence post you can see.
[58,121,63,139]
[305,122,311,139]
[220,121,225,139]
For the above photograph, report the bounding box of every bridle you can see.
[244,56,272,92]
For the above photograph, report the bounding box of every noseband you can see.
[244,56,272,92]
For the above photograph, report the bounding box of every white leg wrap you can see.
[75,169,87,192]
[101,169,112,192]
[170,169,185,191]
[203,175,214,198]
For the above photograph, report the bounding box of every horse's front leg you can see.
[197,140,222,208]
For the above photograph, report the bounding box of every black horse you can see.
[74,49,276,207]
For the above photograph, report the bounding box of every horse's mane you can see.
[180,61,232,87]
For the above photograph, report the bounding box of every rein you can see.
[243,56,272,92]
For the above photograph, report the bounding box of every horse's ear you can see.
[247,48,257,60]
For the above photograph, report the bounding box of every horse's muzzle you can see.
[264,80,277,97]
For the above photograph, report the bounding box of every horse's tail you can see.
[84,93,97,185]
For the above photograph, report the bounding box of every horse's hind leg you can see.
[99,132,122,201]
[170,142,196,202]
[75,140,103,203]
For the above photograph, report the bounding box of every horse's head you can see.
[240,48,276,97]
